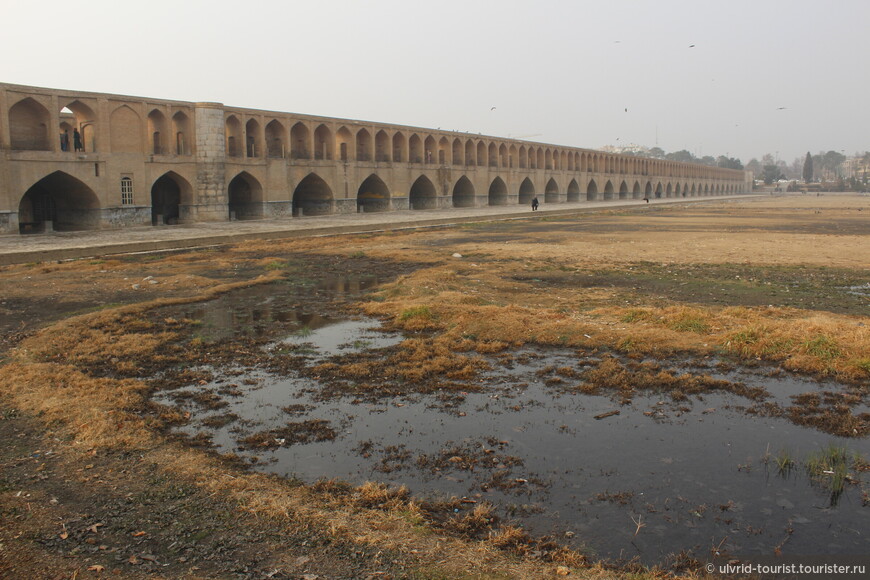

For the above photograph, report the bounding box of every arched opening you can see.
[545,149,553,170]
[545,178,559,203]
[291,122,310,159]
[266,120,286,158]
[618,180,628,200]
[336,127,352,162]
[586,179,598,201]
[357,174,390,213]
[62,100,98,153]
[424,136,436,164]
[452,176,475,208]
[465,140,475,166]
[519,177,535,204]
[293,173,333,216]
[452,138,463,166]
[499,144,508,168]
[488,143,498,167]
[438,137,449,165]
[375,130,390,162]
[409,134,423,163]
[666,183,673,198]
[314,124,332,160]
[632,181,642,199]
[645,182,653,198]
[393,132,406,162]
[18,171,100,233]
[172,111,191,155]
[518,146,527,169]
[226,115,243,157]
[409,175,437,210]
[228,172,264,220]
[509,144,517,168]
[356,129,372,162]
[536,148,544,170]
[567,179,580,202]
[603,181,614,201]
[476,141,486,167]
[9,97,51,151]
[488,177,508,206]
[655,183,663,198]
[151,173,190,225]
[245,119,261,158]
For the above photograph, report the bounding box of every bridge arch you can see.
[438,137,449,165]
[545,178,559,203]
[586,179,598,201]
[245,119,261,158]
[519,177,535,204]
[147,109,168,154]
[409,175,437,210]
[618,180,628,200]
[452,176,475,207]
[228,171,264,220]
[452,138,462,165]
[336,126,352,161]
[172,111,191,155]
[9,97,52,151]
[356,128,372,162]
[152,171,193,225]
[291,121,311,159]
[293,173,333,216]
[476,141,486,167]
[375,130,390,162]
[655,183,663,198]
[632,181,641,199]
[19,171,100,233]
[666,183,673,197]
[488,177,508,206]
[409,134,423,163]
[603,180,614,201]
[266,120,286,158]
[567,179,580,202]
[425,136,437,164]
[314,124,332,160]
[357,174,390,213]
[393,132,406,162]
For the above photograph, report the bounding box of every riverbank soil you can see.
[1,194,868,579]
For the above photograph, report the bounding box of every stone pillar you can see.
[187,102,228,222]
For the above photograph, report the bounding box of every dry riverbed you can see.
[1,194,868,579]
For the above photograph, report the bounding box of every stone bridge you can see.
[0,82,752,234]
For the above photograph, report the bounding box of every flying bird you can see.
[490,106,496,110]
[777,107,787,110]
[689,44,695,48]
[624,108,628,112]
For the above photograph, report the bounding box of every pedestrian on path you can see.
[531,197,539,211]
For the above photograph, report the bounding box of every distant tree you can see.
[666,149,695,163]
[647,147,666,159]
[699,155,717,166]
[762,164,785,184]
[802,151,813,183]
[717,156,743,170]
[745,158,762,175]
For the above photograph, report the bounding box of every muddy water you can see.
[154,294,869,565]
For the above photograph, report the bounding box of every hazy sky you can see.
[2,0,867,165]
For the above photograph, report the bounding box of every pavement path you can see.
[0,195,756,265]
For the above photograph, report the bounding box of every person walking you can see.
[531,196,539,211]
[73,128,84,152]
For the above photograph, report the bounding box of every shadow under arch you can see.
[567,179,580,202]
[293,173,333,216]
[488,177,508,206]
[452,176,475,208]
[519,177,535,205]
[151,171,193,225]
[545,178,559,203]
[228,172,264,220]
[586,179,598,201]
[409,175,437,210]
[18,171,100,233]
[357,174,390,213]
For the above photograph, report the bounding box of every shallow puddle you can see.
[154,312,870,565]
